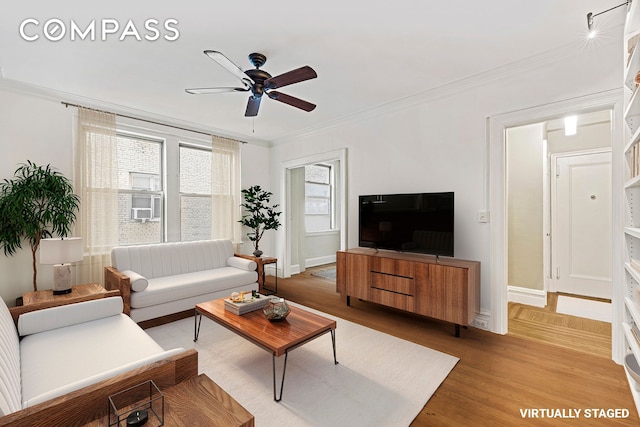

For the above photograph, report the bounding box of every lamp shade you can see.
[39,237,83,265]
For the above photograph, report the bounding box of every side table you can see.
[83,374,254,427]
[236,254,278,295]
[10,283,119,324]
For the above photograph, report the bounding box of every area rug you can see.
[556,295,611,323]
[146,303,458,427]
[310,266,336,281]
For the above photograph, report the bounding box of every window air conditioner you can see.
[131,208,152,222]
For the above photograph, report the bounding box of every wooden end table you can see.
[10,283,120,324]
[21,283,112,306]
[236,254,278,295]
[194,298,337,402]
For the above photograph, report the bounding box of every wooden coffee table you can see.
[194,298,337,402]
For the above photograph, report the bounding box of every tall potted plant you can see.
[239,185,281,257]
[0,161,80,291]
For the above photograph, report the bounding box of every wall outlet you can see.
[478,210,489,223]
[473,318,489,330]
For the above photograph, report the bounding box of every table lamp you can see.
[39,237,83,295]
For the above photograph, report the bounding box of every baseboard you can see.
[305,255,336,268]
[278,264,300,277]
[508,285,546,308]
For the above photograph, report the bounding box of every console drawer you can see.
[370,271,414,295]
[371,258,414,277]
[369,286,415,312]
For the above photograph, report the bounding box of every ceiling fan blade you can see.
[264,66,317,90]
[245,95,262,117]
[185,87,250,94]
[204,50,254,85]
[267,91,316,112]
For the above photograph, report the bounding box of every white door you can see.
[552,150,612,299]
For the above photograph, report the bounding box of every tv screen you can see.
[358,192,454,257]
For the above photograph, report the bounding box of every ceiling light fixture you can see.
[564,115,578,136]
[587,1,630,38]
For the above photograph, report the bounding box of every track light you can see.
[586,1,630,38]
[587,13,596,38]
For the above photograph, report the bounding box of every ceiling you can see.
[0,1,626,144]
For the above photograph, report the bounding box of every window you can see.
[79,116,241,250]
[179,145,212,241]
[305,164,334,232]
[116,134,164,245]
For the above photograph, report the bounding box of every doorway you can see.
[281,149,347,278]
[488,89,623,361]
[505,110,613,354]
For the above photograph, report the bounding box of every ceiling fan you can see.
[185,50,317,117]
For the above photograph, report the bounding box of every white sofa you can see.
[105,239,259,322]
[0,296,190,420]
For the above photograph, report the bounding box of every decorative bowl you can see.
[624,353,640,390]
[263,297,290,322]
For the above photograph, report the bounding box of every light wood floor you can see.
[273,266,638,426]
[509,293,612,358]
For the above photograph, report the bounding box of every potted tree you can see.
[0,161,80,291]
[239,185,281,257]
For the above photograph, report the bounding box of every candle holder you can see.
[108,380,164,426]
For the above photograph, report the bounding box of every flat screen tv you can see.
[359,192,454,257]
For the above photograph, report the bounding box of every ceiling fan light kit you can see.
[186,50,317,117]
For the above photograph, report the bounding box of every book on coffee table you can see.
[224,293,270,315]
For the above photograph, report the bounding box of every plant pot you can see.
[253,249,263,257]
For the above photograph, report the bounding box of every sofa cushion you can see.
[18,297,124,336]
[20,313,173,407]
[130,267,258,309]
[0,298,21,416]
[112,240,234,280]
[227,256,257,271]
[122,270,149,292]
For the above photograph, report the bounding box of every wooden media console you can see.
[336,248,480,337]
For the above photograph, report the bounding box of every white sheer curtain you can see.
[74,108,119,284]
[211,136,241,243]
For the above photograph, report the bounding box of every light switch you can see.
[478,210,489,223]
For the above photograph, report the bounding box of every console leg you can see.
[455,324,460,338]
[346,295,351,306]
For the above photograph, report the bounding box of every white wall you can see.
[237,141,271,256]
[547,120,612,154]
[0,87,270,305]
[0,90,73,303]
[507,123,545,291]
[268,38,621,320]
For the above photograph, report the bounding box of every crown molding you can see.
[270,34,620,146]
[0,77,271,147]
